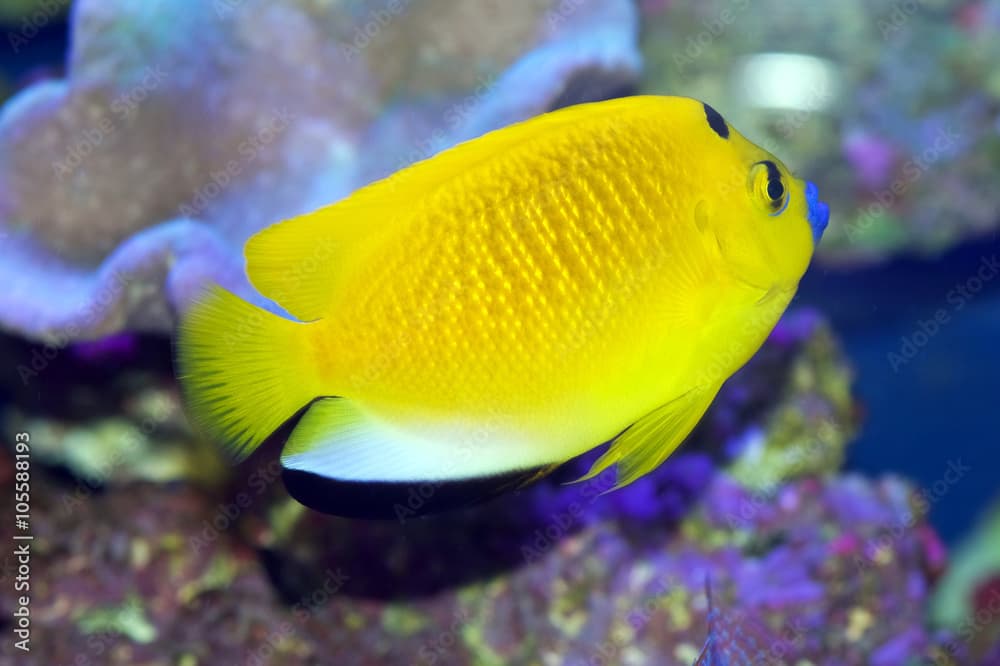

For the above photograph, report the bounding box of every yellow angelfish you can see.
[177,96,829,518]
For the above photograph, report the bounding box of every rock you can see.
[0,464,288,665]
[1,449,961,665]
[0,333,229,487]
[0,291,962,664]
[0,304,853,522]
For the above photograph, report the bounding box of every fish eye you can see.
[748,160,790,216]
[766,180,784,201]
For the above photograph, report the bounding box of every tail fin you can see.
[177,286,321,461]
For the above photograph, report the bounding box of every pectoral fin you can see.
[574,386,718,490]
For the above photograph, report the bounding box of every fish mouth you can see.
[805,181,830,244]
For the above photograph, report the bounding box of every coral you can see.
[0,304,854,534]
[2,447,960,665]
[0,469,285,665]
[0,306,875,664]
[0,292,966,664]
[0,0,640,342]
[0,235,888,665]
[709,309,855,492]
[0,333,228,487]
[842,129,898,191]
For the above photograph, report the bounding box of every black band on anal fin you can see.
[282,463,559,520]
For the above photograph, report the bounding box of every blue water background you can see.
[799,234,1000,542]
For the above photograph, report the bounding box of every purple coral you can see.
[842,129,897,191]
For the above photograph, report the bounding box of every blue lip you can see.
[805,181,829,244]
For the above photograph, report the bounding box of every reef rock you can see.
[0,307,884,665]
[0,301,966,664]
[0,332,228,487]
[0,0,640,342]
[0,302,853,523]
[2,450,961,665]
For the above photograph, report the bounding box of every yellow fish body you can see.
[178,95,829,517]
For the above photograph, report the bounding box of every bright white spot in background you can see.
[734,53,840,112]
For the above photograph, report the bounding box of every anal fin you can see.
[574,386,718,490]
[280,398,561,519]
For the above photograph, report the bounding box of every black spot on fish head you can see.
[703,103,729,140]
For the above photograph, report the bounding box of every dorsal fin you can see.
[243,97,647,320]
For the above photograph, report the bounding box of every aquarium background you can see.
[0,1,998,664]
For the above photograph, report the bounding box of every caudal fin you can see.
[176,286,322,461]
